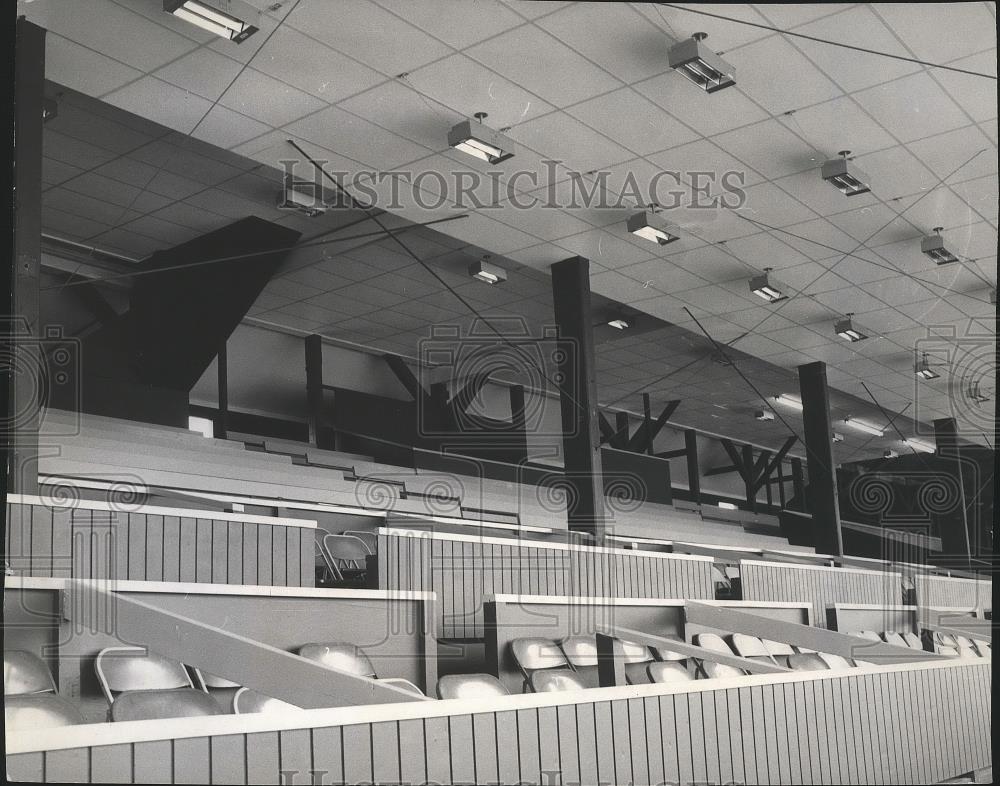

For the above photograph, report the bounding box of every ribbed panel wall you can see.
[915,574,993,610]
[7,662,991,785]
[378,531,715,639]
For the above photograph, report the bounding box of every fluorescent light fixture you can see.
[843,415,884,437]
[883,449,898,459]
[821,150,871,197]
[42,97,58,122]
[835,314,867,342]
[920,228,959,265]
[902,437,936,454]
[277,179,326,217]
[749,269,786,303]
[754,409,774,422]
[915,352,940,380]
[164,0,258,43]
[990,288,996,306]
[448,113,515,164]
[468,257,507,285]
[667,33,736,93]
[607,318,629,330]
[627,210,680,245]
[188,416,214,438]
[832,432,845,443]
[774,394,803,411]
[718,501,738,510]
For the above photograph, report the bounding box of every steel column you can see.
[797,361,843,556]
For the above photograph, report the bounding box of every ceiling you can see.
[24,0,998,458]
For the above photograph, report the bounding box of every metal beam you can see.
[654,448,689,460]
[742,443,757,512]
[7,18,45,495]
[382,353,427,403]
[626,399,680,452]
[705,464,741,477]
[933,417,972,566]
[754,436,798,494]
[791,458,806,513]
[551,256,607,540]
[798,361,843,556]
[720,439,749,483]
[613,411,630,449]
[216,339,228,439]
[62,581,427,707]
[642,393,654,455]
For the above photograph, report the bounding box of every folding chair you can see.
[4,650,57,695]
[816,653,854,670]
[620,640,655,685]
[298,642,424,698]
[111,688,222,721]
[762,639,797,667]
[787,653,830,672]
[558,635,600,688]
[692,633,744,678]
[728,633,777,665]
[530,669,588,692]
[4,650,85,730]
[319,533,372,585]
[881,631,910,648]
[900,632,924,650]
[510,638,576,693]
[341,530,378,554]
[436,673,509,700]
[95,646,195,704]
[647,661,695,683]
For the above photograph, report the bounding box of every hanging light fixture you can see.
[448,112,515,164]
[749,268,787,303]
[626,208,680,246]
[902,437,936,454]
[164,0,258,43]
[821,150,871,197]
[914,352,940,380]
[468,256,507,285]
[834,313,867,342]
[667,33,736,93]
[843,415,885,437]
[920,227,959,265]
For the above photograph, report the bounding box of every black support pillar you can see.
[684,429,701,505]
[797,361,843,556]
[216,340,229,439]
[932,417,972,566]
[551,256,607,540]
[7,18,45,494]
[305,334,324,447]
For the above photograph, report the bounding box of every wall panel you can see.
[914,574,992,610]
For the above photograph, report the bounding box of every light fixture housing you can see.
[902,437,936,454]
[667,33,736,93]
[607,318,629,330]
[754,409,775,422]
[164,0,258,43]
[277,178,326,217]
[448,113,515,164]
[915,352,940,380]
[626,210,680,246]
[821,151,871,197]
[843,415,884,437]
[832,432,845,443]
[883,449,898,459]
[774,394,803,411]
[835,314,867,342]
[749,269,787,303]
[468,257,507,285]
[990,288,996,305]
[920,228,959,265]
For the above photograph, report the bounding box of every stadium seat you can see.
[647,661,694,683]
[110,688,222,721]
[5,693,86,730]
[558,635,601,688]
[298,642,424,697]
[692,633,745,679]
[900,632,924,650]
[4,650,57,695]
[4,651,86,730]
[881,631,910,648]
[529,669,588,693]
[95,647,195,703]
[232,687,302,714]
[816,653,854,670]
[853,630,883,641]
[787,653,830,672]
[318,533,372,585]
[436,673,509,700]
[762,639,797,667]
[727,634,776,664]
[341,530,378,554]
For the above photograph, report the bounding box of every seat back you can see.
[954,635,980,658]
[341,530,377,554]
[881,631,909,648]
[900,632,924,650]
[510,638,569,676]
[728,634,773,661]
[377,677,424,696]
[817,653,853,670]
[110,688,223,722]
[559,635,598,668]
[322,534,371,569]
[762,639,796,658]
[233,687,302,714]
[693,633,733,654]
[4,650,56,695]
[298,643,376,677]
[95,647,193,702]
[651,635,688,663]
[647,661,694,684]
[529,669,587,693]
[853,630,882,641]
[787,653,830,672]
[701,662,745,679]
[193,669,241,689]
[620,639,654,685]
[436,673,509,700]
[5,694,85,730]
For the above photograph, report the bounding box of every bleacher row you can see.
[5,412,993,785]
